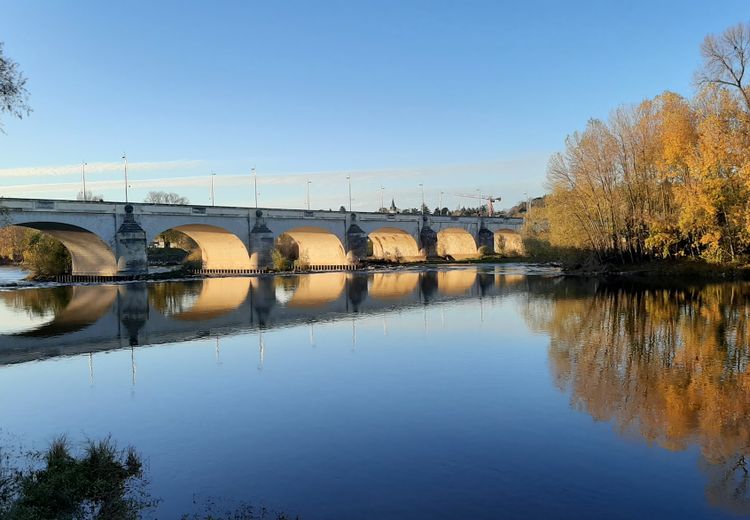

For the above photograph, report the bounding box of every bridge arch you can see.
[436,228,478,259]
[7,222,118,276]
[494,230,524,256]
[368,227,422,262]
[150,224,252,271]
[276,226,347,266]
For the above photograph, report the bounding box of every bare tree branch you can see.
[697,22,750,111]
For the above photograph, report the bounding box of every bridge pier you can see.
[419,220,438,258]
[115,205,149,276]
[249,211,275,269]
[477,226,495,253]
[346,214,368,264]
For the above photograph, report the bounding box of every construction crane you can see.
[454,193,501,217]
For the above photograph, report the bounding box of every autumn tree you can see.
[528,21,750,265]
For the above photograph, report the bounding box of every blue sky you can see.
[0,1,747,211]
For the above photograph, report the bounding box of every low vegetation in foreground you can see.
[0,437,297,520]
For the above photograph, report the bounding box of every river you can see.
[0,264,747,519]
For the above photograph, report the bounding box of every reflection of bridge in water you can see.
[0,266,560,366]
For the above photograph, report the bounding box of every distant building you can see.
[389,199,398,214]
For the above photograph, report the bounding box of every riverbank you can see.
[562,258,750,281]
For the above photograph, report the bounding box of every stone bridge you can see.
[0,198,524,277]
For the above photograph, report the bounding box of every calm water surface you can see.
[0,265,26,284]
[0,265,748,519]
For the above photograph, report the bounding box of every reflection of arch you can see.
[369,272,420,299]
[156,224,252,270]
[170,278,251,320]
[436,228,478,259]
[15,285,118,336]
[280,227,346,265]
[438,269,477,295]
[495,230,524,256]
[285,272,346,307]
[369,228,422,261]
[12,222,117,275]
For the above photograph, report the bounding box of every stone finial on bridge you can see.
[116,204,149,276]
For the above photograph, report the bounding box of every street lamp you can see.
[81,161,87,201]
[419,183,425,214]
[380,186,384,211]
[122,154,129,203]
[346,175,352,211]
[439,191,444,209]
[252,167,258,208]
[306,179,311,210]
[210,172,216,206]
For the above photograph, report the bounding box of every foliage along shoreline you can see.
[523,22,750,273]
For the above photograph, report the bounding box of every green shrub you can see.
[22,232,71,278]
[0,436,154,519]
[271,249,291,271]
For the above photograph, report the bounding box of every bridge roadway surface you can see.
[0,198,524,276]
[0,267,562,366]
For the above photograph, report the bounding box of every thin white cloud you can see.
[0,159,204,178]
[0,156,547,211]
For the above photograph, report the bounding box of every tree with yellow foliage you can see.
[527,21,750,266]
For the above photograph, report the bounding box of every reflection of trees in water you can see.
[148,282,202,316]
[0,287,72,317]
[524,282,750,514]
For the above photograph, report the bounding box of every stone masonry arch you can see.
[277,226,347,266]
[151,224,252,271]
[368,227,423,262]
[436,228,478,259]
[8,222,118,276]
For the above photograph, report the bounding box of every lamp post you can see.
[439,191,444,210]
[81,161,87,200]
[122,154,129,203]
[306,179,311,210]
[210,172,216,206]
[252,167,258,208]
[419,183,424,214]
[346,175,352,211]
[380,186,384,211]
